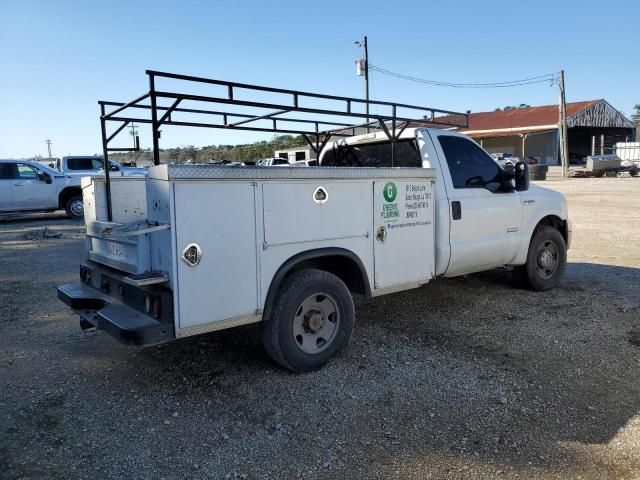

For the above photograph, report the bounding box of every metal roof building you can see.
[444,99,635,165]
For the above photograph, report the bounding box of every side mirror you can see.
[37,171,52,184]
[515,161,529,192]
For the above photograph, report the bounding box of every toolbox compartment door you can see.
[373,180,435,289]
[173,182,258,329]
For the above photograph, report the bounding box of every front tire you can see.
[262,269,354,372]
[65,195,84,220]
[513,226,567,291]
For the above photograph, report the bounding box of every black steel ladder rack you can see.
[98,69,470,220]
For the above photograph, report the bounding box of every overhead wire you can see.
[368,64,558,88]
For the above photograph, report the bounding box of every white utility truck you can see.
[0,159,84,219]
[58,71,571,372]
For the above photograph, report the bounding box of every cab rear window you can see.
[67,158,103,170]
[321,139,421,167]
[67,158,95,170]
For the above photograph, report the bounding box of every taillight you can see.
[152,297,161,319]
[144,295,161,319]
[144,295,151,314]
[80,266,91,283]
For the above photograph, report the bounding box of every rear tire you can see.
[262,269,354,372]
[513,226,566,291]
[65,195,84,220]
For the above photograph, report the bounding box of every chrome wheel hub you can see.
[292,293,339,354]
[535,240,558,280]
[70,200,84,216]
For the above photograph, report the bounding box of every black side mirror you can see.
[37,171,52,184]
[515,161,529,192]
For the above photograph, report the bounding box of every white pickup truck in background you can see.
[58,126,571,372]
[0,159,84,219]
[55,156,147,178]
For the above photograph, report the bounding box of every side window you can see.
[273,158,289,165]
[438,135,503,192]
[93,159,106,170]
[17,164,38,179]
[0,163,17,179]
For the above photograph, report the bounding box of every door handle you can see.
[451,201,462,220]
[13,183,25,187]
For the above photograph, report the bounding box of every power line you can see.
[369,64,558,88]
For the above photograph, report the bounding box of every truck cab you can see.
[56,156,147,178]
[320,128,571,281]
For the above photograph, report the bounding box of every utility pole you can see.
[128,123,139,140]
[128,123,140,165]
[45,139,52,159]
[558,70,569,177]
[355,36,370,125]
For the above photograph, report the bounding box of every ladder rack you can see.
[98,70,470,220]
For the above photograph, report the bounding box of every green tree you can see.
[631,104,640,128]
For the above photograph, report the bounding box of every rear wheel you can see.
[65,195,84,220]
[262,269,354,372]
[513,226,566,291]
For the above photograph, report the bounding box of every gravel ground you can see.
[1,178,639,480]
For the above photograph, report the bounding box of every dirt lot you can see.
[1,178,639,480]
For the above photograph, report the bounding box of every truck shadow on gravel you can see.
[4,260,639,479]
[96,261,640,476]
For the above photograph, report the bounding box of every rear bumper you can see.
[57,283,175,346]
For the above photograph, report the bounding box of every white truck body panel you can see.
[373,180,434,289]
[173,182,260,329]
[82,177,150,274]
[142,165,436,336]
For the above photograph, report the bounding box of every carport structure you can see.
[444,100,635,165]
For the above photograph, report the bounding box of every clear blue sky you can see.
[1,0,638,159]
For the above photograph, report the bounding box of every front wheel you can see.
[262,269,354,372]
[513,226,567,291]
[65,195,84,220]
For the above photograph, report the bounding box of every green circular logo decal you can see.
[383,182,397,202]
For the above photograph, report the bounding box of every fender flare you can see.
[58,186,82,209]
[513,213,568,265]
[262,247,371,321]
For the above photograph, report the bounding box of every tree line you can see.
[111,134,307,165]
